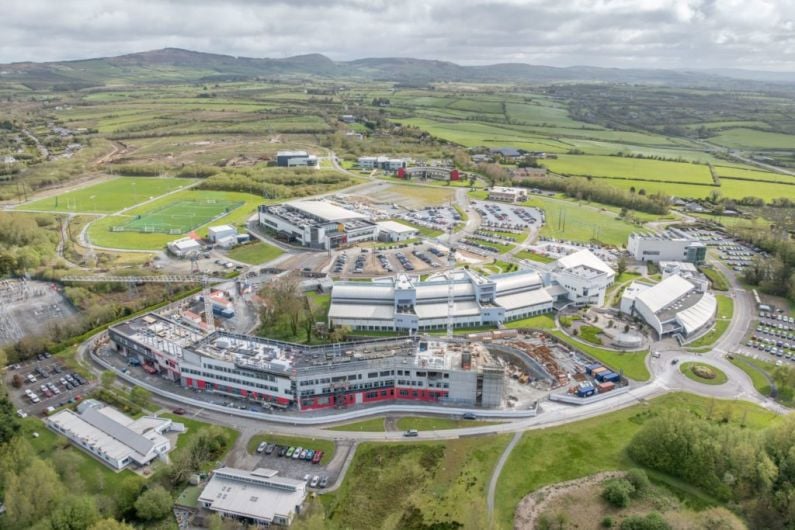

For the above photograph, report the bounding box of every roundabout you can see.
[679,361,728,385]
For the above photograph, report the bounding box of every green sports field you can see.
[21,176,197,213]
[111,199,243,234]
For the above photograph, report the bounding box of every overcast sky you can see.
[3,0,795,70]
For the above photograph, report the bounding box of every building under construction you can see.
[108,313,504,410]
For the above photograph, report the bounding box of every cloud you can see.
[1,0,794,70]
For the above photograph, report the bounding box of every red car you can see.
[311,450,323,464]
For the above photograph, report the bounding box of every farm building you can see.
[375,220,419,242]
[489,147,523,159]
[487,186,529,203]
[620,274,716,339]
[167,236,201,257]
[258,200,376,250]
[198,468,307,527]
[47,400,175,470]
[276,150,318,167]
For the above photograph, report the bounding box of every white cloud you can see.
[1,0,794,70]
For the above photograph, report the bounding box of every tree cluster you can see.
[628,409,795,528]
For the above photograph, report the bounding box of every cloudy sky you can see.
[3,0,795,70]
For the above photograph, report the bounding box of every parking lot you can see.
[6,355,93,418]
[399,205,461,233]
[471,201,542,230]
[250,441,334,490]
[328,243,454,277]
[746,307,795,363]
[717,242,765,273]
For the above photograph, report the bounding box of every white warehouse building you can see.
[375,220,420,242]
[628,232,707,263]
[620,274,716,339]
[47,401,175,470]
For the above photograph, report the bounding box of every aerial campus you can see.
[2,27,795,530]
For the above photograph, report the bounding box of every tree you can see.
[620,513,671,530]
[49,495,100,530]
[129,386,151,409]
[302,295,318,343]
[328,325,351,343]
[3,457,64,527]
[0,393,21,446]
[11,373,23,388]
[616,254,628,277]
[88,519,136,530]
[101,371,116,389]
[134,485,172,521]
[258,273,305,338]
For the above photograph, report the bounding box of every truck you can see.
[585,364,602,375]
[575,382,595,398]
[597,382,615,393]
[591,366,608,377]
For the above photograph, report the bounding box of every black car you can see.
[462,413,477,420]
[278,445,287,457]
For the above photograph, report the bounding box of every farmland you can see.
[543,154,714,184]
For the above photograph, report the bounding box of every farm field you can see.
[494,392,781,529]
[713,165,795,183]
[543,154,714,184]
[21,176,197,213]
[708,128,795,149]
[86,190,264,250]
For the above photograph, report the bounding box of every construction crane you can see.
[446,246,457,339]
[61,274,225,332]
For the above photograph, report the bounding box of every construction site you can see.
[0,279,78,346]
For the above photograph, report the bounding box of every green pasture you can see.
[543,154,714,184]
[708,128,795,149]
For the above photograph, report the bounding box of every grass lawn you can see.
[578,324,604,345]
[494,392,781,529]
[550,330,650,381]
[701,267,729,291]
[315,435,512,530]
[465,236,515,254]
[519,194,641,247]
[686,295,733,348]
[22,176,197,213]
[327,417,386,432]
[516,250,555,263]
[395,416,501,431]
[680,362,729,385]
[87,189,264,250]
[247,434,335,465]
[226,241,283,265]
[396,219,445,238]
[504,313,557,329]
[729,356,773,396]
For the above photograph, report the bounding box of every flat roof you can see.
[376,220,419,234]
[286,200,367,222]
[277,150,308,157]
[555,249,614,277]
[208,224,235,233]
[199,467,306,523]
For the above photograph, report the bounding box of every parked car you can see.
[172,407,186,415]
[16,409,27,418]
[278,446,288,457]
[265,443,276,455]
[311,451,323,464]
[256,442,267,454]
[319,476,328,488]
[305,449,315,461]
[292,447,303,460]
[286,447,295,458]
[310,475,320,488]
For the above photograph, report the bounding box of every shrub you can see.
[602,516,614,528]
[625,469,651,494]
[602,478,635,508]
[620,513,671,530]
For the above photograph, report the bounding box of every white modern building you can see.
[198,467,306,527]
[620,274,716,339]
[47,401,174,470]
[208,225,237,243]
[328,269,554,332]
[276,150,318,167]
[375,220,419,242]
[540,249,616,306]
[487,186,528,203]
[628,233,707,263]
[258,200,377,250]
[167,237,202,258]
[357,156,408,171]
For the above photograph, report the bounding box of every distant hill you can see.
[0,47,790,90]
